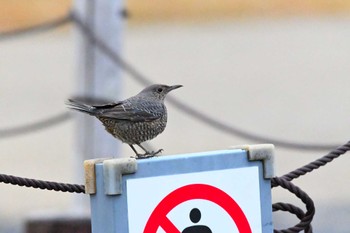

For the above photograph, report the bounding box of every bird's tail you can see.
[66,99,98,116]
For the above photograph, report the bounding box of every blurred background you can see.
[1,0,350,232]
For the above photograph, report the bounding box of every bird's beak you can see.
[168,85,183,92]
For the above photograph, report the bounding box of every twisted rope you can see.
[270,140,350,232]
[277,140,350,185]
[272,177,315,233]
[272,202,312,233]
[1,10,349,233]
[0,173,85,194]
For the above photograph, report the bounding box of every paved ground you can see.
[1,16,350,232]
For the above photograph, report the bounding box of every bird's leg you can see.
[129,144,143,158]
[137,144,163,158]
[129,144,159,159]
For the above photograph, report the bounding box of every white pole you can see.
[73,0,124,211]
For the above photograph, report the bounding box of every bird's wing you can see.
[94,101,162,122]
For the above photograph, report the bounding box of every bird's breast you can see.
[98,114,167,144]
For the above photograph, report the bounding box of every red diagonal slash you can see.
[144,183,252,233]
[159,216,181,233]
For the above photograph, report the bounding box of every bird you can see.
[66,84,183,159]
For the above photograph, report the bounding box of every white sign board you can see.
[127,167,262,233]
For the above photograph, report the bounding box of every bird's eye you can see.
[157,88,163,93]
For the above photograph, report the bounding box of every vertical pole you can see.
[73,0,124,211]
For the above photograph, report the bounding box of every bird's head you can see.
[139,84,183,100]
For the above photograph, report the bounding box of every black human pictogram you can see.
[182,208,212,233]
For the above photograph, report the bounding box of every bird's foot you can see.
[135,154,154,159]
[150,149,163,155]
[135,149,163,159]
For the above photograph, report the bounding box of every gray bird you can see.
[66,84,182,159]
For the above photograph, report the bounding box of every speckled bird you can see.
[66,84,182,158]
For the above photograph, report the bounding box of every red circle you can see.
[144,183,252,233]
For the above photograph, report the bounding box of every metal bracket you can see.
[103,158,137,195]
[231,144,275,179]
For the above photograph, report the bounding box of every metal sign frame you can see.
[85,144,274,233]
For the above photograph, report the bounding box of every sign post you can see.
[85,144,275,233]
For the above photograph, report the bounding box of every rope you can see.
[0,113,72,139]
[276,140,350,186]
[0,173,84,193]
[0,14,72,40]
[0,11,341,151]
[272,177,315,233]
[272,202,312,233]
[270,139,350,232]
[71,11,339,152]
[1,10,349,233]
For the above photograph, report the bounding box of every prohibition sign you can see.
[144,183,252,233]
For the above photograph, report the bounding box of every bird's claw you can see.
[151,149,163,155]
[135,154,154,159]
[134,149,163,159]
